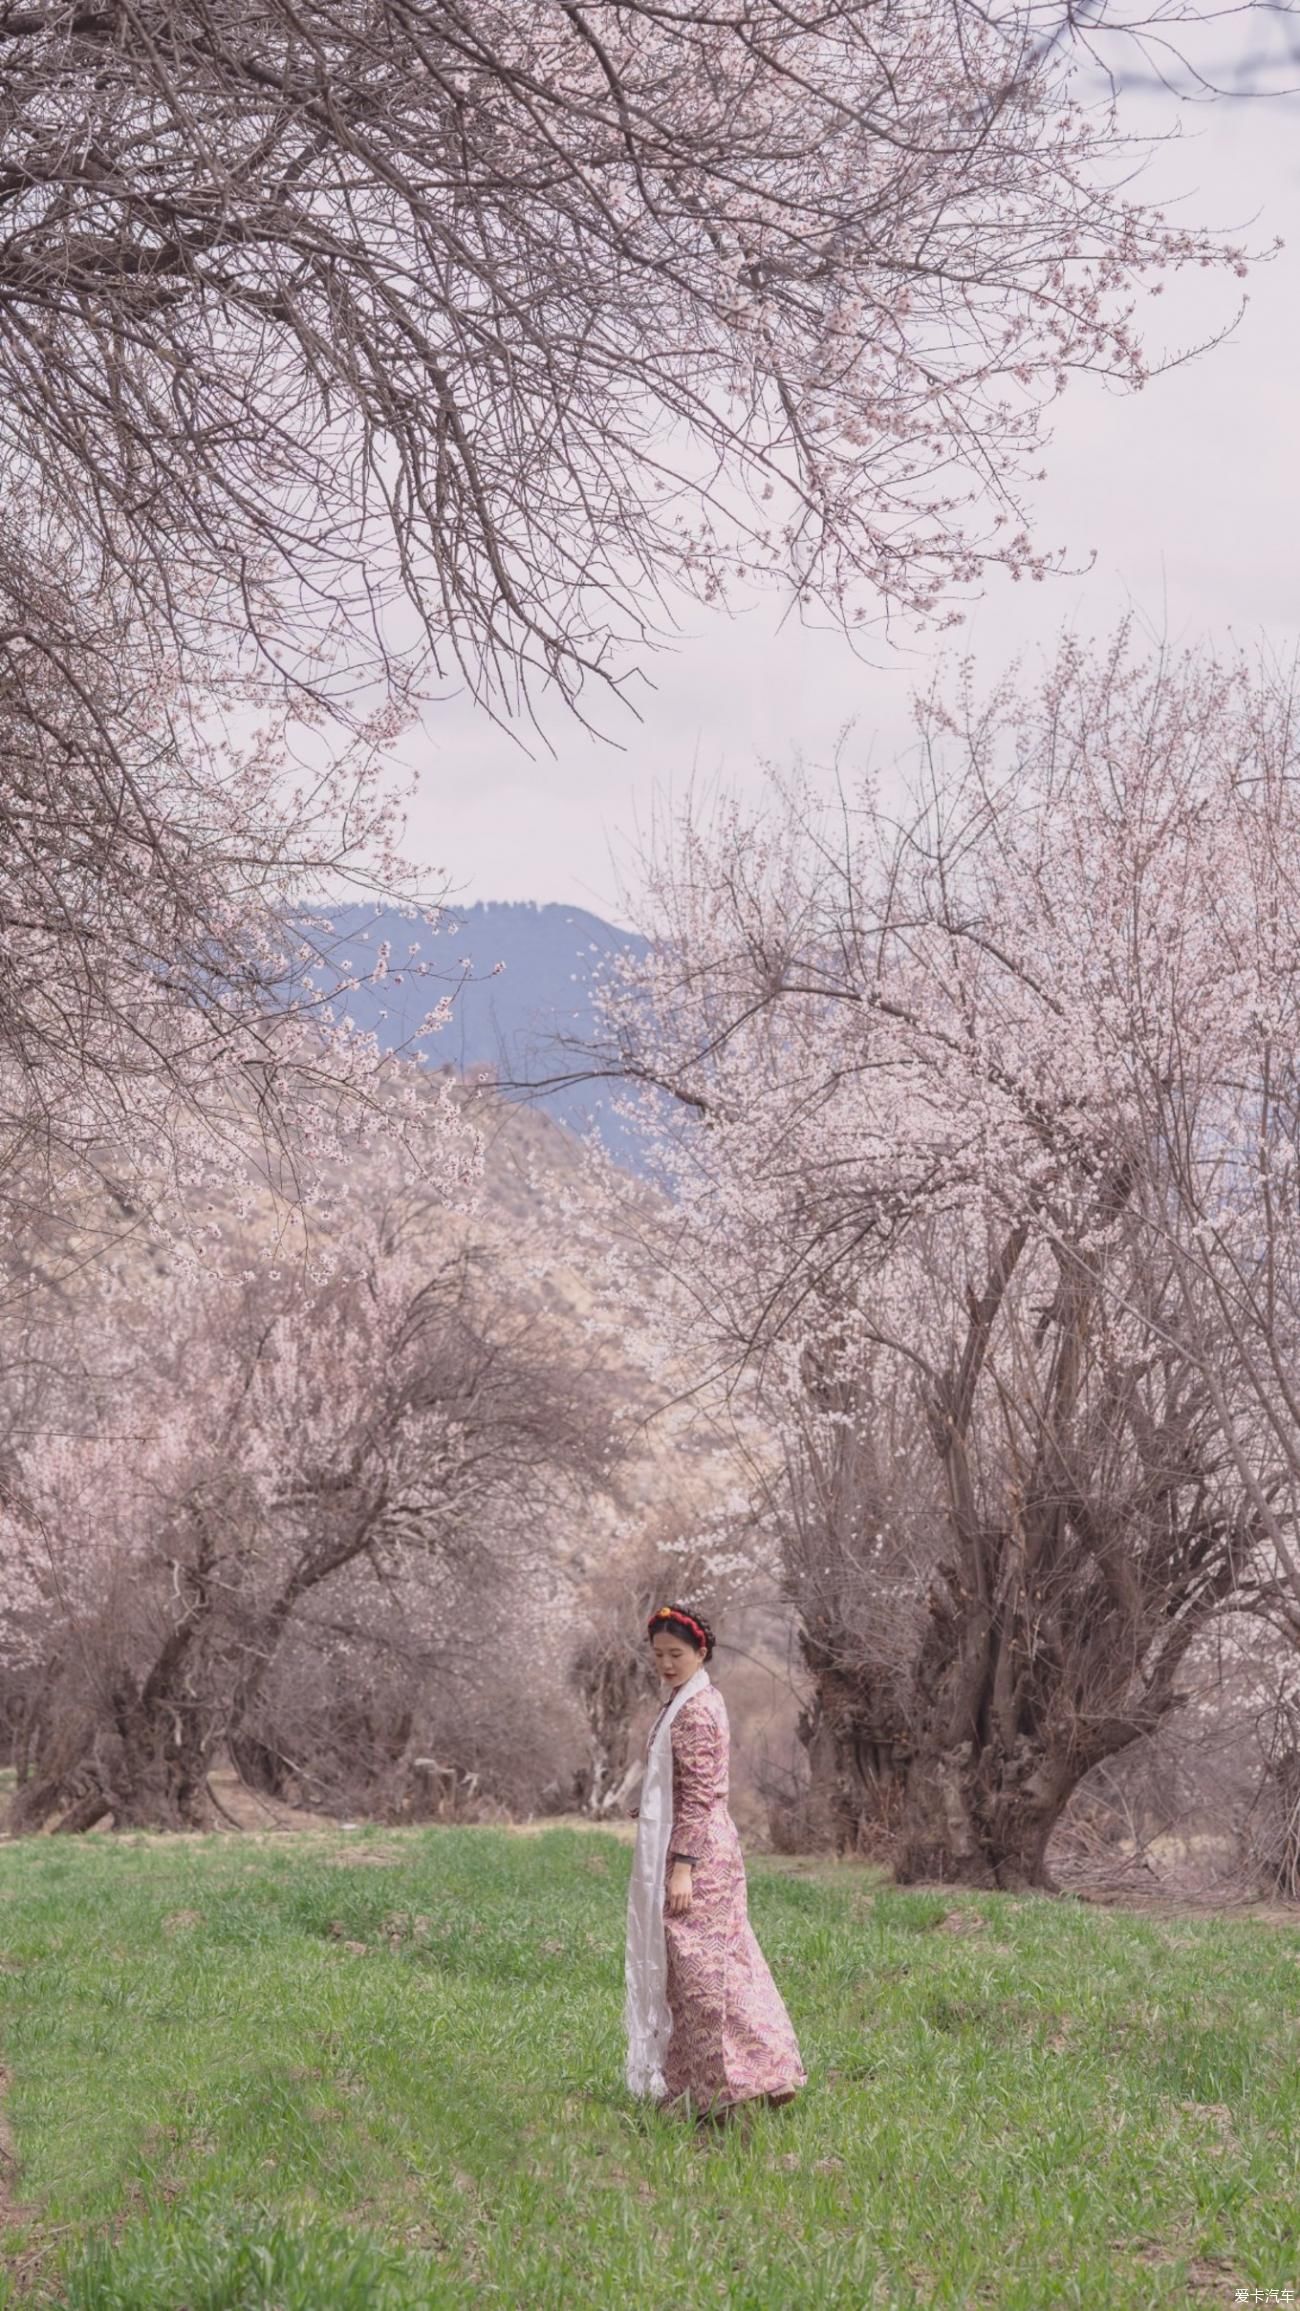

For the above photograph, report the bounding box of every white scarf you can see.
[623,1664,711,2099]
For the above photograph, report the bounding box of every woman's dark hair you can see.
[646,1602,716,1662]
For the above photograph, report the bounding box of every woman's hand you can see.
[666,1861,694,1916]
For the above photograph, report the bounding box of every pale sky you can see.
[399,61,1300,929]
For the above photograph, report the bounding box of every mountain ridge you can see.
[318,898,650,1168]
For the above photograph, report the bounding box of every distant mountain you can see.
[315,899,653,1169]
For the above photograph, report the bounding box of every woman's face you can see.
[651,1629,704,1687]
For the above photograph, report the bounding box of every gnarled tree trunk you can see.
[889,1222,1250,1890]
[796,1630,909,1856]
[572,1637,647,1816]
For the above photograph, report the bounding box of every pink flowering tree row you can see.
[1,1154,614,1832]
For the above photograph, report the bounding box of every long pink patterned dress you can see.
[660,1682,806,2113]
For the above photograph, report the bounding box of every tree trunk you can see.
[795,1646,909,1856]
[572,1645,643,1816]
[96,1682,217,1830]
[893,1738,1068,1890]
[891,1555,1100,1891]
[892,1588,1199,1891]
[1248,1697,1300,1900]
[893,1742,1000,1886]
[223,1516,389,1790]
[28,1526,229,1831]
[10,1653,219,1834]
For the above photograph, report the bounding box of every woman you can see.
[623,1602,806,2119]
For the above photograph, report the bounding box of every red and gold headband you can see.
[648,1604,709,1653]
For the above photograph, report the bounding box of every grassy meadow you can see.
[0,1823,1296,2309]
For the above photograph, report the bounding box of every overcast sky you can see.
[398,57,1300,929]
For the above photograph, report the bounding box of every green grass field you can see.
[0,1825,1296,2309]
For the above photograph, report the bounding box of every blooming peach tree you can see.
[0,1,1252,709]
[594,630,1299,1886]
